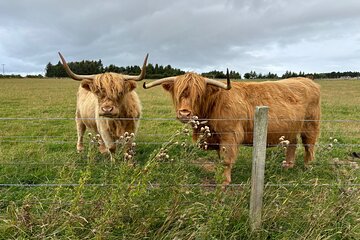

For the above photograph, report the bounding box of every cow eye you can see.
[181,89,189,98]
[98,94,106,100]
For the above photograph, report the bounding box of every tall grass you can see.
[0,78,359,239]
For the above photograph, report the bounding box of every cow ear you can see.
[126,80,137,92]
[162,82,174,92]
[81,79,93,91]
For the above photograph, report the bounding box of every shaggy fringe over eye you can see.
[174,73,207,114]
[93,73,126,100]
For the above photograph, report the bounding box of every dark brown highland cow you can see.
[143,71,321,185]
[59,52,148,154]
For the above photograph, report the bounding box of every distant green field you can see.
[0,78,359,239]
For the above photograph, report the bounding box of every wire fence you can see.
[0,130,359,137]
[1,117,359,190]
[0,183,359,188]
[1,139,360,148]
[0,117,359,144]
[0,117,360,122]
[1,183,358,209]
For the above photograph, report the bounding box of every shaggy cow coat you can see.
[59,52,147,155]
[76,73,141,153]
[145,73,321,185]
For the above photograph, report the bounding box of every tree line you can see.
[242,70,360,79]
[0,74,43,78]
[43,60,360,80]
[44,60,242,79]
[1,60,360,80]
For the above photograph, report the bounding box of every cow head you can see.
[59,52,148,118]
[143,70,231,123]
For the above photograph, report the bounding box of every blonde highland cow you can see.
[59,52,148,154]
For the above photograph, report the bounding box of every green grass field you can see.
[0,78,359,239]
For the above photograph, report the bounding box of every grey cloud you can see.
[0,0,360,75]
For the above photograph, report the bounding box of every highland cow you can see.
[59,52,148,154]
[143,71,321,185]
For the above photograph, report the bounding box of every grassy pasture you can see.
[0,78,359,239]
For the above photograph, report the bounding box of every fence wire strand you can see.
[1,139,359,148]
[1,129,360,139]
[1,117,360,123]
[0,183,359,188]
[1,117,359,191]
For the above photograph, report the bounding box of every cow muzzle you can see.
[177,109,192,123]
[99,106,116,117]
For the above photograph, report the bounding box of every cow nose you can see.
[101,106,113,113]
[179,109,191,117]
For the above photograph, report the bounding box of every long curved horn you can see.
[205,68,231,90]
[58,52,96,81]
[123,53,149,81]
[143,76,176,89]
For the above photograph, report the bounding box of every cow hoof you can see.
[98,145,108,154]
[282,161,294,169]
[99,149,108,154]
[77,145,84,153]
[221,181,231,191]
[77,150,83,154]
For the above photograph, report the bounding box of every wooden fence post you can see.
[249,106,269,232]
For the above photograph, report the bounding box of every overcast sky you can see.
[1,0,360,76]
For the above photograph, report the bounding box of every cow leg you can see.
[301,107,320,166]
[102,134,116,154]
[303,141,315,166]
[282,138,297,169]
[301,119,320,166]
[76,120,86,153]
[97,136,108,154]
[220,143,238,186]
[301,132,318,166]
[97,124,116,154]
[217,129,243,187]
